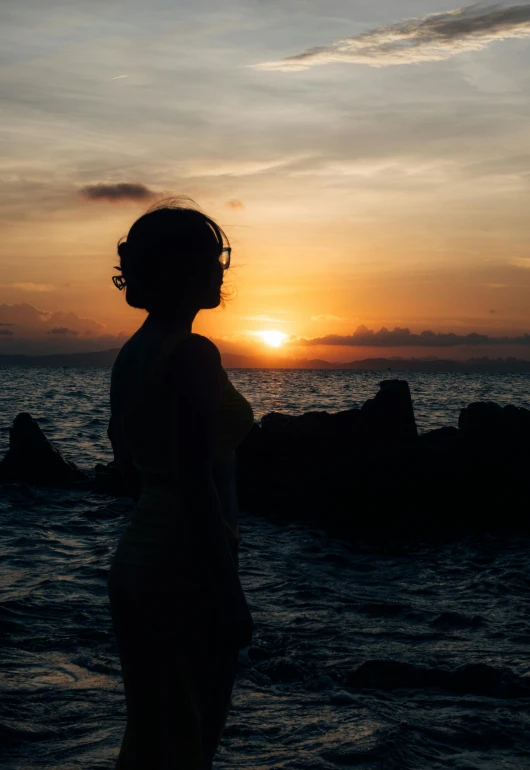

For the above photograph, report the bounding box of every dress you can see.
[107,324,254,770]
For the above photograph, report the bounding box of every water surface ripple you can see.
[1,368,529,768]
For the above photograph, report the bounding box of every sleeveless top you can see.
[110,329,254,570]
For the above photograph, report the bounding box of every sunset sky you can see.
[2,1,530,362]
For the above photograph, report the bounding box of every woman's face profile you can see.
[196,256,224,310]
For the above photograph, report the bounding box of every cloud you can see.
[511,257,530,269]
[311,314,351,322]
[226,199,245,210]
[80,183,157,202]
[47,326,78,336]
[294,325,530,347]
[0,302,129,355]
[0,303,48,326]
[46,310,105,335]
[256,3,530,70]
[0,303,106,336]
[10,282,56,292]
[182,156,308,178]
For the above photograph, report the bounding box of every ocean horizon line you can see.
[1,349,530,372]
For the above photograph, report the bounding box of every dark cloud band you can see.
[80,183,156,202]
[295,326,530,347]
[47,327,79,336]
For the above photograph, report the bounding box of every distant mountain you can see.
[220,353,335,369]
[0,349,121,367]
[1,349,530,372]
[341,357,530,372]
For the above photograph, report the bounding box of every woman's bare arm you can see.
[168,335,240,582]
[168,334,253,648]
[107,414,142,501]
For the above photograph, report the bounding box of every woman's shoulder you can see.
[167,334,222,378]
[112,329,222,385]
[111,329,146,373]
[166,335,223,400]
[111,336,133,375]
[178,333,220,359]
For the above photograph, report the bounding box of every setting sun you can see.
[259,331,287,348]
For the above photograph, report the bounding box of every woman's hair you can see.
[114,197,229,312]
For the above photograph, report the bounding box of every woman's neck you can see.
[146,309,197,331]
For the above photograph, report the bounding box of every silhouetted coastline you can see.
[2,349,530,371]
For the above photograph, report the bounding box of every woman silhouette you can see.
[107,198,254,769]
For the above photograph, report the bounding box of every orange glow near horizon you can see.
[1,2,530,361]
[2,205,530,362]
[258,331,288,348]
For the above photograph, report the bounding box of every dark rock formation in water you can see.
[3,380,530,539]
[459,401,530,439]
[360,378,417,443]
[258,379,416,446]
[236,380,530,538]
[345,659,530,699]
[0,412,88,486]
[93,461,127,496]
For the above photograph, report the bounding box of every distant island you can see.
[1,349,530,372]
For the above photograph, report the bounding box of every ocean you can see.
[1,367,530,769]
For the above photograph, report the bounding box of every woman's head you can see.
[113,197,230,315]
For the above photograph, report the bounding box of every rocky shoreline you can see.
[2,380,529,540]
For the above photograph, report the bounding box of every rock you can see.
[93,461,128,496]
[0,412,88,485]
[345,659,530,698]
[458,402,530,439]
[329,691,358,706]
[236,379,421,533]
[418,426,460,449]
[346,659,437,691]
[260,409,363,442]
[260,411,293,435]
[503,403,530,434]
[361,379,417,442]
[333,408,364,436]
[250,380,416,450]
[4,380,530,539]
[458,402,505,434]
[282,411,337,439]
[313,674,337,690]
[448,662,530,699]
